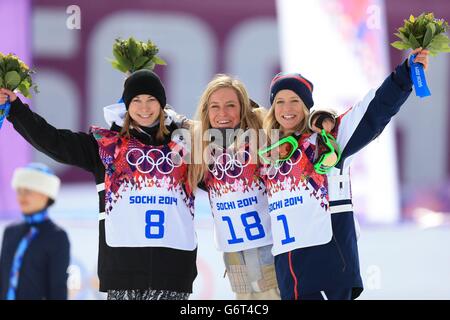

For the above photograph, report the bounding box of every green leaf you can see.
[394,32,409,43]
[19,79,30,88]
[404,20,413,31]
[5,71,21,89]
[430,33,450,44]
[427,38,450,53]
[110,60,128,73]
[127,37,139,62]
[153,56,167,65]
[0,77,4,88]
[428,23,436,35]
[0,57,7,74]
[134,56,150,70]
[135,42,143,58]
[408,33,421,49]
[428,42,450,52]
[391,41,411,50]
[423,24,434,48]
[17,83,31,98]
[5,58,20,72]
[142,61,155,70]
[112,49,132,71]
[23,75,32,86]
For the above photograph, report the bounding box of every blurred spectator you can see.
[0,163,70,300]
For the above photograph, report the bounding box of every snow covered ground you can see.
[1,183,449,300]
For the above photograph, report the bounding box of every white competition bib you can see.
[205,141,273,252]
[268,186,333,256]
[210,189,272,252]
[262,134,333,255]
[105,185,197,250]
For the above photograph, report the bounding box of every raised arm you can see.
[311,49,429,169]
[1,89,101,173]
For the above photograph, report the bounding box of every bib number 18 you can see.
[222,211,266,244]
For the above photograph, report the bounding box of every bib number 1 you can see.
[277,214,295,245]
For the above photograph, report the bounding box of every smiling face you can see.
[207,87,241,129]
[128,94,161,127]
[273,89,306,133]
[16,188,49,215]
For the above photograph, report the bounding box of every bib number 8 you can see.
[145,210,165,239]
[222,211,266,244]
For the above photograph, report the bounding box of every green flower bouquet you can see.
[391,13,450,97]
[110,37,166,74]
[391,13,450,55]
[0,52,38,128]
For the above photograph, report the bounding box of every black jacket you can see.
[0,219,70,300]
[7,102,198,293]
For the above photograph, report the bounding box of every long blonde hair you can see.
[188,74,265,190]
[262,98,311,144]
[119,108,169,142]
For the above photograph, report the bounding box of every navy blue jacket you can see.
[275,60,413,299]
[0,219,70,300]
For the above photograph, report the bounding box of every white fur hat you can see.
[11,163,61,200]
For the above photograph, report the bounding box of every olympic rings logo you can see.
[126,148,183,175]
[265,149,302,180]
[208,149,251,180]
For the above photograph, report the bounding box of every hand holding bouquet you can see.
[0,53,38,129]
[391,13,450,97]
